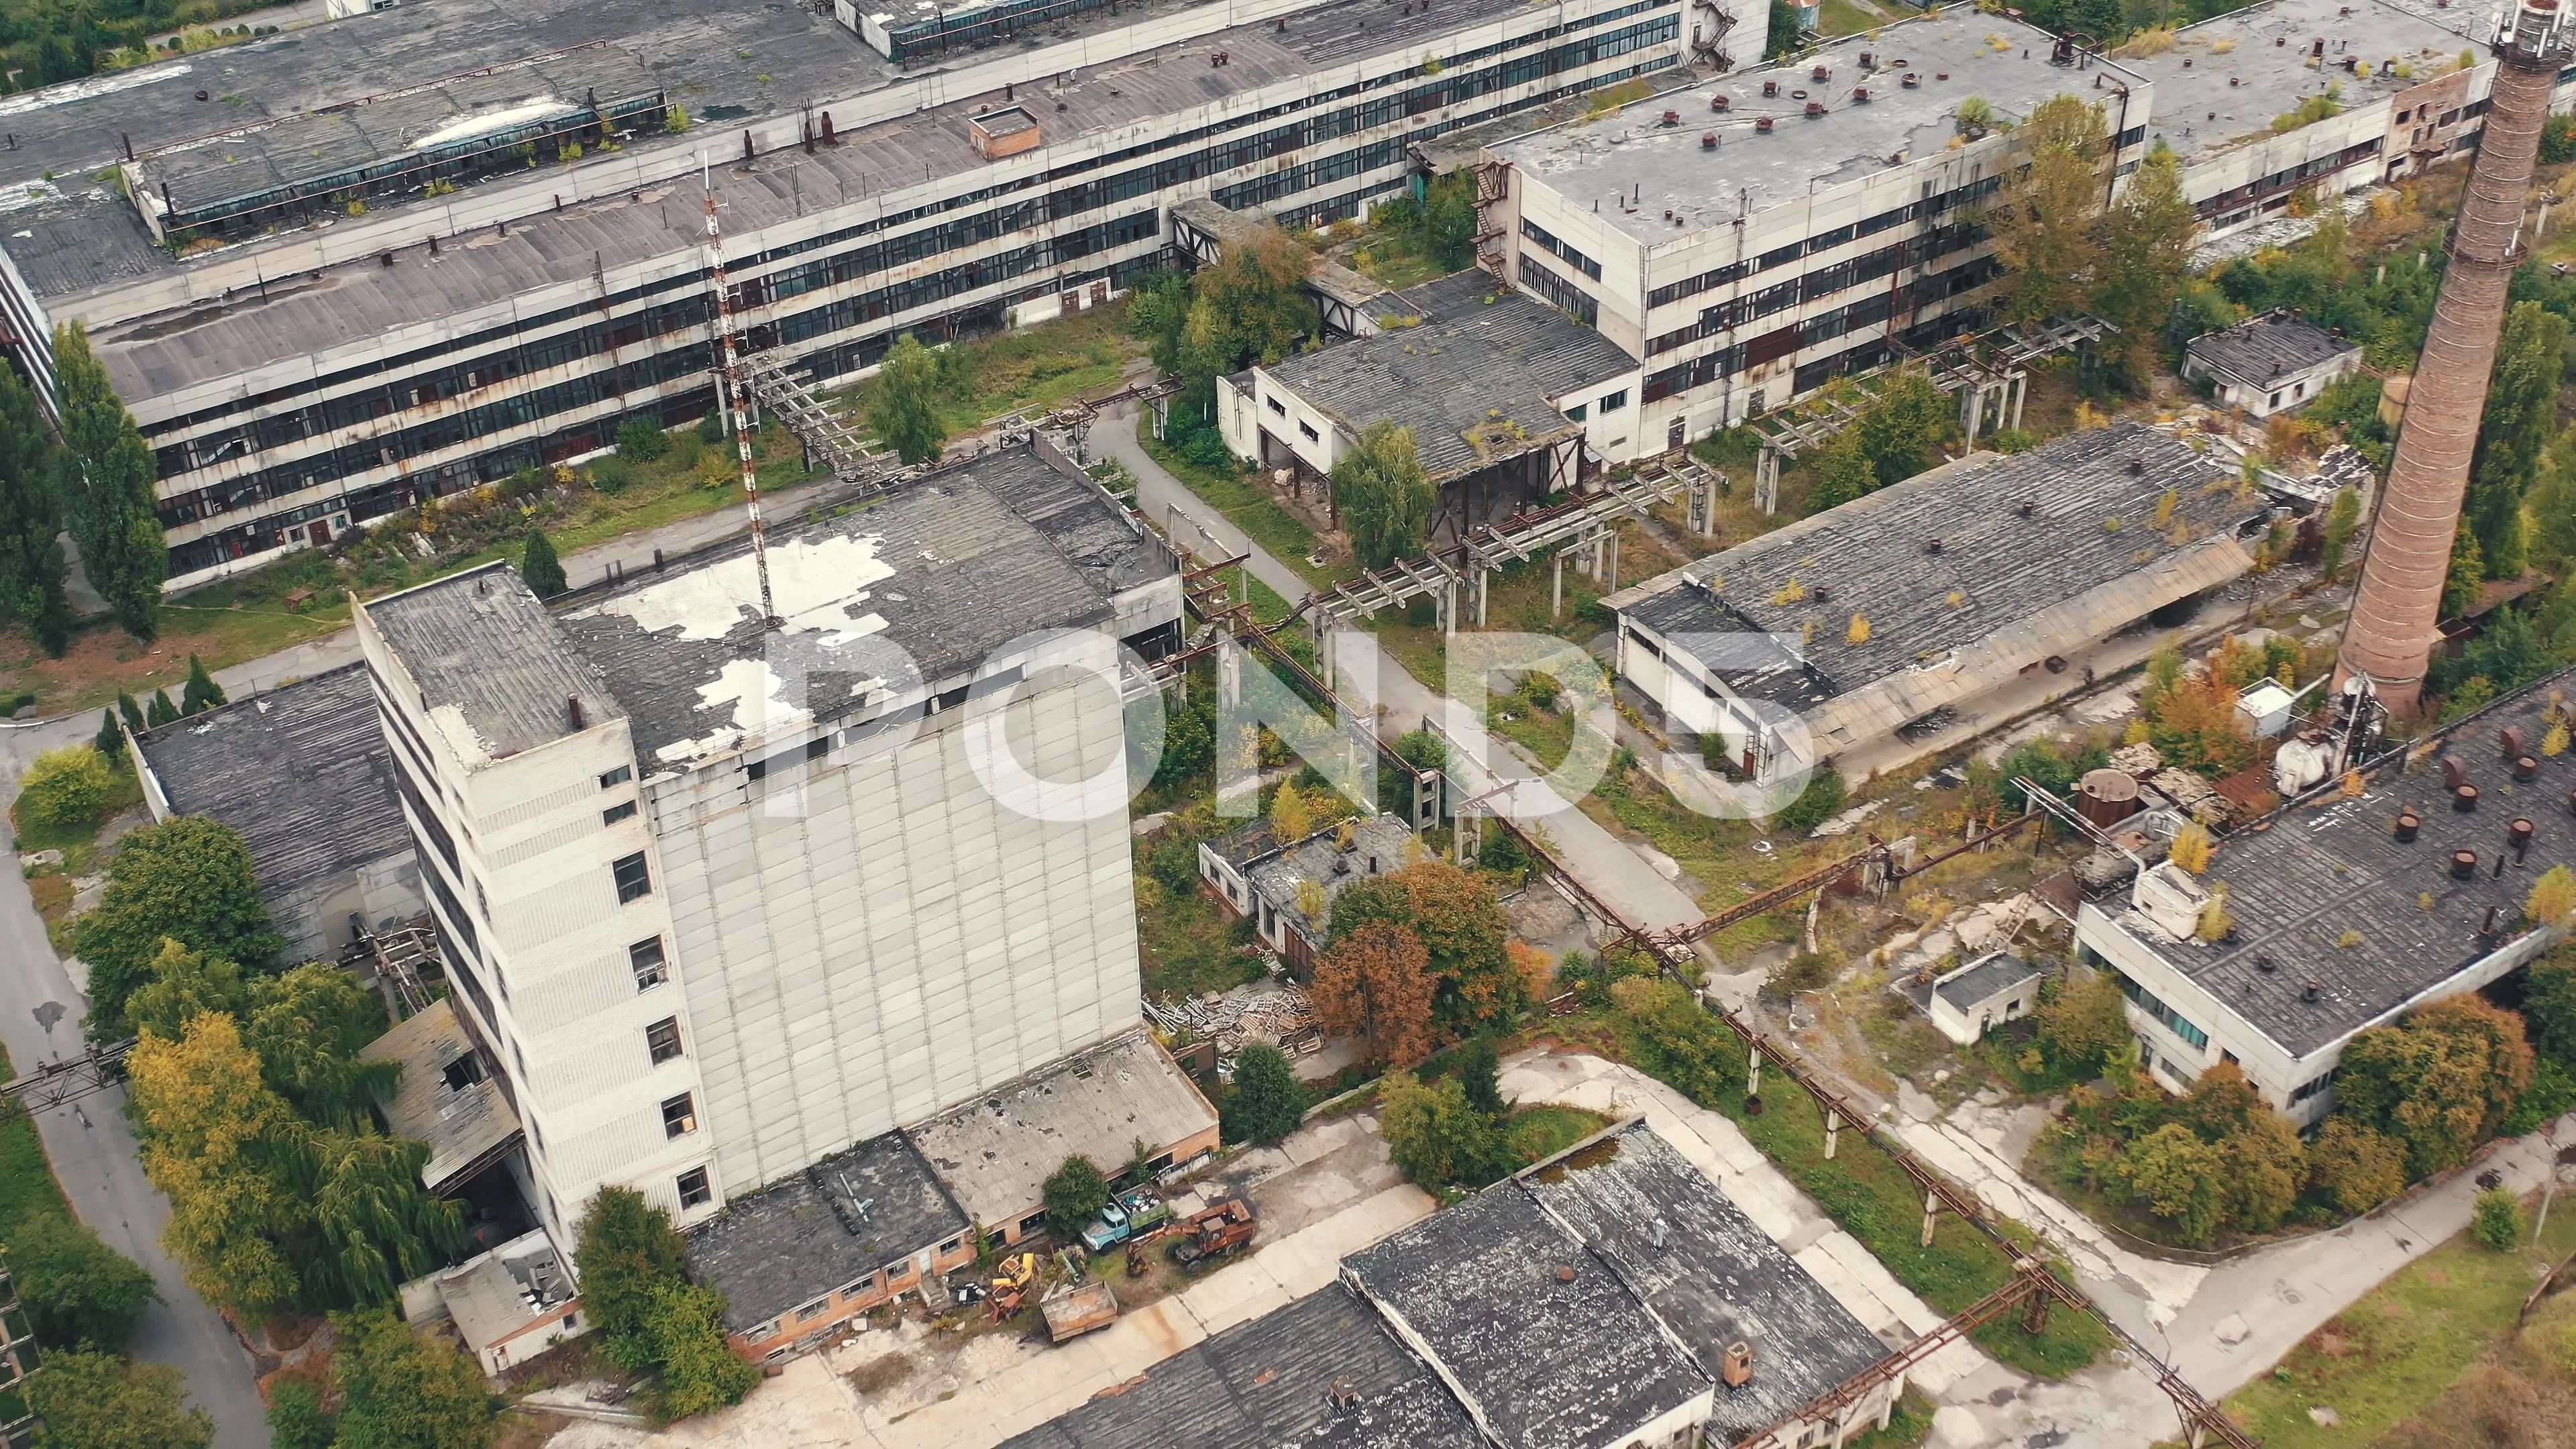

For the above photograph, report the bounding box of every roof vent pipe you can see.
[2457,784,2481,812]
[2516,755,2542,782]
[2502,725,2530,757]
[2303,980,2323,1002]
[2453,848,2481,878]
[568,696,586,731]
[2396,808,2422,841]
[1722,1342,1755,1388]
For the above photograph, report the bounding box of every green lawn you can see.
[1815,0,1884,38]
[1138,418,1355,594]
[1653,1021,2110,1378]
[1505,1104,1611,1163]
[1844,1391,1936,1448]
[7,769,142,863]
[0,1043,71,1236]
[1138,876,1264,1001]
[2215,1191,2576,1446]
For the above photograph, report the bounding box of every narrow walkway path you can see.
[1102,406,1705,934]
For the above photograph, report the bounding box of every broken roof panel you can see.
[362,998,523,1194]
[2187,311,2363,391]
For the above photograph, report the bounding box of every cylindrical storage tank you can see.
[2077,769,2141,828]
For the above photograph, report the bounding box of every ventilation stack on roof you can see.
[2338,0,2573,714]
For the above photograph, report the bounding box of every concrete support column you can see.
[1959,384,1982,451]
[1605,531,1620,594]
[1823,1108,1840,1160]
[2009,371,2028,431]
[1552,550,1566,619]
[1921,1191,1941,1246]
[1746,1046,1761,1096]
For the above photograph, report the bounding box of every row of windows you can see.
[1521,217,1603,280]
[2194,138,2385,218]
[2114,970,2210,1051]
[1644,222,1975,357]
[159,37,1672,547]
[1644,172,2002,310]
[143,0,1678,451]
[1640,254,1996,402]
[1518,253,1598,325]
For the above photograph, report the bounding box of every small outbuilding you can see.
[2184,311,2363,418]
[1197,812,1417,972]
[1927,953,2045,1045]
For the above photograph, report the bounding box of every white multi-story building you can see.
[0,0,1706,590]
[1474,13,2154,451]
[352,446,1181,1240]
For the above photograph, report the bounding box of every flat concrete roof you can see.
[908,1027,1216,1227]
[364,561,627,771]
[31,0,1552,402]
[2123,0,2475,165]
[684,1132,970,1334]
[1495,13,2133,242]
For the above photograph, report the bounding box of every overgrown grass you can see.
[1504,1104,1611,1163]
[0,1042,71,1234]
[1649,1021,2111,1377]
[840,305,1146,438]
[1815,0,1882,36]
[6,769,142,857]
[1138,417,1355,593]
[1844,1390,1937,1448]
[1137,878,1265,1001]
[2214,1192,2576,1446]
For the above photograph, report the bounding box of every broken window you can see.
[646,1016,684,1065]
[677,1166,712,1209]
[603,800,637,826]
[600,764,633,788]
[612,852,652,902]
[441,1053,484,1091]
[661,1092,697,1137]
[631,937,668,990]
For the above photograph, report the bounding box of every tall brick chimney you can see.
[2336,0,2572,715]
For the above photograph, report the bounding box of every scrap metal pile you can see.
[1142,975,1322,1059]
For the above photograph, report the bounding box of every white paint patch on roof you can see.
[591,533,898,645]
[407,98,580,152]
[425,702,495,769]
[0,64,191,120]
[655,657,792,764]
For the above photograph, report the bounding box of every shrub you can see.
[590,455,635,492]
[16,745,117,832]
[2545,112,2576,165]
[2473,1185,2527,1250]
[1044,1155,1112,1234]
[4,1212,158,1353]
[1222,1044,1307,1145]
[1769,769,1849,834]
[618,415,671,462]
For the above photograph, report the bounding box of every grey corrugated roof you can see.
[1342,1156,1710,1449]
[134,660,413,900]
[366,563,626,768]
[684,1132,969,1333]
[2122,667,2576,1057]
[0,186,168,301]
[1933,953,2040,1013]
[554,447,1148,767]
[2187,312,2361,390]
[1611,421,2269,704]
[997,1284,1484,1449]
[1517,1122,1890,1442]
[1265,269,1638,483]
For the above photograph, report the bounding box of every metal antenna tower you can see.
[702,156,782,631]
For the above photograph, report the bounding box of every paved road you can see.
[1098,405,1705,935]
[0,716,270,1448]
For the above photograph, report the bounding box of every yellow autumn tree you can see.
[2529,864,2576,930]
[1269,781,1313,843]
[125,1013,304,1314]
[2169,821,2214,875]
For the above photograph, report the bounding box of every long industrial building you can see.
[0,0,1711,590]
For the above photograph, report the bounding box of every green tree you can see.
[331,1305,498,1449]
[179,654,225,716]
[2528,423,2576,572]
[1988,97,2108,327]
[2524,947,2576,1063]
[1454,1035,1505,1116]
[1220,1042,1306,1146]
[1764,0,1801,56]
[1379,1071,1515,1189]
[15,745,116,833]
[1330,860,1523,1030]
[1770,767,1848,833]
[52,323,165,641]
[641,1281,761,1420]
[0,361,70,657]
[2110,1122,2228,1244]
[3,1211,158,1353]
[1043,1155,1113,1235]
[2473,1185,2527,1250]
[244,963,398,1130]
[93,710,125,771]
[2320,486,2363,579]
[115,692,144,733]
[2304,1117,2407,1214]
[2467,301,2567,578]
[617,415,671,462]
[867,333,949,466]
[266,1380,338,1449]
[520,529,566,599]
[2095,141,2200,382]
[1421,172,1479,271]
[2335,994,2536,1179]
[1333,420,1434,568]
[2547,113,2576,164]
[2443,521,2486,620]
[1808,429,1877,510]
[125,939,249,1045]
[2037,969,2131,1072]
[23,1350,212,1449]
[1852,369,1951,487]
[145,688,178,727]
[574,1186,693,1372]
[1157,228,1319,419]
[2434,604,2554,702]
[73,815,284,1038]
